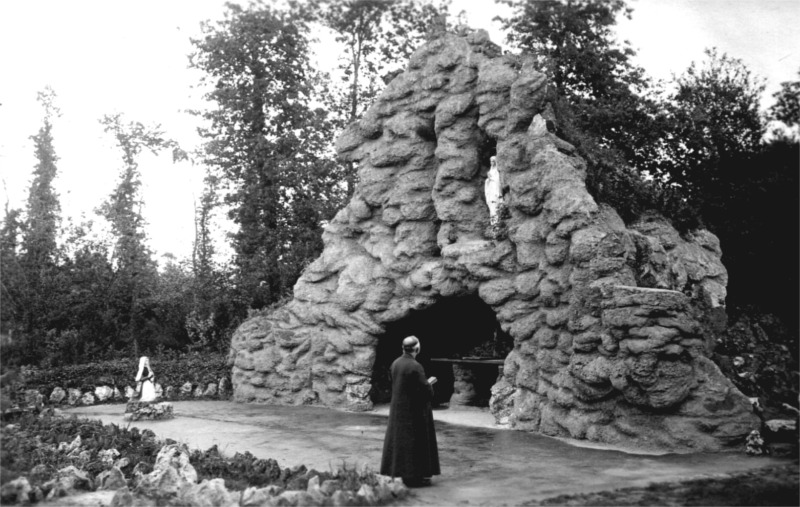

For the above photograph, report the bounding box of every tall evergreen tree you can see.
[16,87,64,344]
[22,87,62,272]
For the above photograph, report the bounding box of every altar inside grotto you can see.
[228,30,759,452]
[370,295,513,407]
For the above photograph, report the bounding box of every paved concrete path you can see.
[67,401,791,506]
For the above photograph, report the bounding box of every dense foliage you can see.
[1,411,161,496]
[0,0,796,413]
[17,352,230,395]
[190,3,346,312]
[501,0,798,330]
[0,1,452,368]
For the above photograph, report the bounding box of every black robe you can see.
[380,353,440,479]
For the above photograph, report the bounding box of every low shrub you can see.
[20,352,229,393]
[190,446,383,493]
[2,353,230,411]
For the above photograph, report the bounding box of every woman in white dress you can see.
[135,356,157,402]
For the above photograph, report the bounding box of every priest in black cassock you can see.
[380,335,441,487]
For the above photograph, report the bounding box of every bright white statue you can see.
[135,356,157,402]
[484,156,502,225]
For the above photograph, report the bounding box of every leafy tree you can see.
[319,0,452,194]
[98,113,182,353]
[653,49,765,195]
[499,0,642,100]
[499,0,664,222]
[191,2,347,312]
[321,0,452,125]
[498,0,651,147]
[146,256,193,350]
[768,70,800,141]
[42,218,116,364]
[185,174,238,352]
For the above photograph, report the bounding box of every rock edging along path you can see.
[66,401,793,506]
[19,377,231,409]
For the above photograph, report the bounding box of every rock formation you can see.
[229,31,758,451]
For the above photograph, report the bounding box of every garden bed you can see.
[0,408,408,505]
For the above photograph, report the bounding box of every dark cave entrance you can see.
[370,295,512,408]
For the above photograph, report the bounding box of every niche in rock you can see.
[370,295,513,408]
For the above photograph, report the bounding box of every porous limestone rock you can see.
[154,443,198,484]
[98,448,120,466]
[180,382,193,396]
[218,377,230,395]
[24,389,44,408]
[97,467,127,490]
[94,385,114,402]
[67,388,82,405]
[179,478,235,506]
[203,382,218,397]
[55,465,93,491]
[240,485,283,506]
[124,401,174,421]
[0,477,31,505]
[49,387,66,404]
[228,30,757,451]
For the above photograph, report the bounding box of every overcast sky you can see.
[1,0,798,262]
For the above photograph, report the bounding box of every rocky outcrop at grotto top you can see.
[229,30,758,452]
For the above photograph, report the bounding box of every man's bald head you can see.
[402,336,420,355]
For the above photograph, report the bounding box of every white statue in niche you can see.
[135,356,157,402]
[484,156,502,225]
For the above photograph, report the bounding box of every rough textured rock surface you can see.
[229,31,757,451]
[124,401,174,421]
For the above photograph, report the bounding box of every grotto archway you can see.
[229,31,759,452]
[370,295,513,407]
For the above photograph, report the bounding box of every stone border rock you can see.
[0,432,409,506]
[6,377,232,413]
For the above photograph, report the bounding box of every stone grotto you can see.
[228,30,758,452]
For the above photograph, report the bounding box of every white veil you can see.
[135,356,150,382]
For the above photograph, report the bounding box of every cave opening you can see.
[370,295,512,408]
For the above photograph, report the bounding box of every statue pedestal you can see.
[124,401,174,421]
